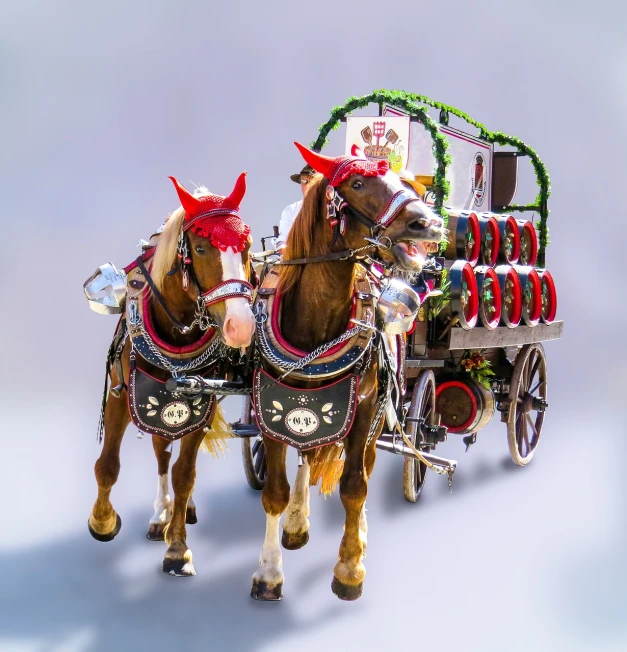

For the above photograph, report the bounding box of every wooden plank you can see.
[447,321,563,350]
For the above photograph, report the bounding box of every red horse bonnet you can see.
[294,142,389,188]
[169,174,251,254]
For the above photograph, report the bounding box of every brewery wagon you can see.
[231,91,563,500]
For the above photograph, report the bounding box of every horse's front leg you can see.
[251,437,290,601]
[359,439,378,556]
[332,402,380,601]
[88,388,130,541]
[146,436,173,541]
[162,430,205,577]
[282,457,310,550]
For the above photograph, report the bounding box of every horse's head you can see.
[294,143,444,273]
[151,174,256,349]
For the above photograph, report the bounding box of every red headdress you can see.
[169,173,251,253]
[294,142,389,188]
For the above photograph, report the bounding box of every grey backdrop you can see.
[1,0,626,650]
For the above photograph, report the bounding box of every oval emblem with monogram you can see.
[161,402,191,426]
[285,408,319,435]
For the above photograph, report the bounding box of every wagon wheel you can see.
[240,396,267,490]
[507,343,548,466]
[403,370,436,502]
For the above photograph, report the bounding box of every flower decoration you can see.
[459,349,495,389]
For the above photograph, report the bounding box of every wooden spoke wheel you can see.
[240,396,267,490]
[403,370,436,503]
[507,343,548,466]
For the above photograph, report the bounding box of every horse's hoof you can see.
[146,523,165,541]
[88,514,122,542]
[282,529,309,550]
[185,508,197,525]
[251,580,283,601]
[331,576,363,601]
[162,558,196,577]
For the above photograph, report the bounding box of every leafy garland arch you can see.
[310,90,550,267]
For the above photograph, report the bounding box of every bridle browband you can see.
[278,184,420,266]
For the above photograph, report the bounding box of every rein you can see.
[136,257,194,334]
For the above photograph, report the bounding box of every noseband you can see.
[279,184,422,266]
[329,185,421,237]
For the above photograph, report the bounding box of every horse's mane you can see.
[277,174,329,295]
[151,207,185,295]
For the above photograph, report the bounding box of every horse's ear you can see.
[227,172,247,209]
[294,142,336,179]
[169,176,202,219]
[351,144,365,158]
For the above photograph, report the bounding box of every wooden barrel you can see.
[515,265,542,327]
[477,213,500,266]
[435,378,495,435]
[495,264,522,328]
[444,210,481,266]
[440,260,479,329]
[474,265,502,330]
[517,219,538,266]
[495,215,520,264]
[537,269,557,324]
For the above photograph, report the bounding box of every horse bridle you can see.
[138,230,254,335]
[279,184,421,266]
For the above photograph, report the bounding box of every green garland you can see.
[310,91,452,223]
[312,89,551,267]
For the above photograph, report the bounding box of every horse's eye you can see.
[352,180,363,190]
[195,246,205,254]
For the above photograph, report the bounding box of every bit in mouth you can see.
[397,240,440,265]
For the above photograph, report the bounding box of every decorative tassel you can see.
[309,443,345,497]
[320,459,344,497]
[200,403,234,460]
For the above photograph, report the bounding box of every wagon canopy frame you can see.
[310,89,551,267]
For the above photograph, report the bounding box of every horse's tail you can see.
[200,402,235,459]
[307,444,344,497]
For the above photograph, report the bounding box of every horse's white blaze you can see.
[150,474,172,526]
[219,249,255,348]
[284,459,310,535]
[253,514,284,586]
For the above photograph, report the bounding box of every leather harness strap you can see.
[135,257,191,333]
[277,249,366,266]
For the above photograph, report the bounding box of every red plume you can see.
[225,172,247,210]
[294,142,336,179]
[169,176,202,218]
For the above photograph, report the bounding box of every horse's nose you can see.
[223,312,255,349]
[407,214,443,231]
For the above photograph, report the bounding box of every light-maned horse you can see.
[252,144,444,600]
[88,174,256,576]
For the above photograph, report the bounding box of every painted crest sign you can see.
[345,116,410,173]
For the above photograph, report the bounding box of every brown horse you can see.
[88,174,256,577]
[251,144,444,600]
